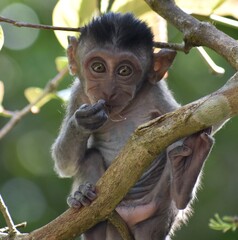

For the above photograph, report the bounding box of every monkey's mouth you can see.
[104,103,127,122]
[97,98,127,116]
[105,103,125,114]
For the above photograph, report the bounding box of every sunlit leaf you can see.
[24,87,55,113]
[52,0,98,49]
[176,0,238,19]
[100,0,111,12]
[0,26,4,51]
[175,0,225,16]
[55,56,68,72]
[214,0,238,19]
[139,12,164,42]
[111,0,160,38]
[111,0,152,17]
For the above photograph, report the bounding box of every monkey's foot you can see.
[67,183,97,208]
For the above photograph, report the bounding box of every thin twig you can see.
[0,222,27,233]
[153,41,191,53]
[0,15,191,54]
[0,195,19,236]
[0,67,68,140]
[196,46,225,75]
[0,16,82,32]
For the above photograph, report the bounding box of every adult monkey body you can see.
[52,13,213,240]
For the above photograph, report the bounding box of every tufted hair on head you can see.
[79,12,154,52]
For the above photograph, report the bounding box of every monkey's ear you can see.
[67,36,79,75]
[149,49,177,84]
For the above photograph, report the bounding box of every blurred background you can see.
[0,1,237,239]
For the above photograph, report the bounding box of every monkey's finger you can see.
[76,111,108,131]
[78,109,108,124]
[78,182,96,192]
[76,100,106,117]
[74,191,91,206]
[86,191,97,201]
[67,195,82,209]
[79,120,107,131]
[78,183,97,201]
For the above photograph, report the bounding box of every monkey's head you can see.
[67,12,176,115]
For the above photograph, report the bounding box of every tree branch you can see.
[153,41,188,52]
[18,71,238,240]
[0,195,19,236]
[0,222,27,233]
[0,15,199,54]
[0,67,68,140]
[144,0,238,69]
[0,16,82,32]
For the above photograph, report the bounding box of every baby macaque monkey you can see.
[52,12,213,240]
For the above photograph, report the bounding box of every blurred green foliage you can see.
[209,214,238,232]
[0,1,237,240]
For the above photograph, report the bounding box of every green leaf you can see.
[0,25,4,51]
[55,56,68,71]
[24,87,55,113]
[111,0,161,41]
[214,0,238,19]
[52,0,98,49]
[111,0,152,17]
[176,0,238,19]
[175,0,225,16]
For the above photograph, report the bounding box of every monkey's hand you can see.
[75,99,108,131]
[67,183,97,208]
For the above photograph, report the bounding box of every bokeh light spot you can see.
[1,3,40,50]
[0,53,22,94]
[16,130,54,176]
[1,178,47,223]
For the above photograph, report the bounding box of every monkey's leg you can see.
[132,214,173,240]
[68,148,106,208]
[167,129,214,209]
[83,222,107,240]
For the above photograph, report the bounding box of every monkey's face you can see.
[80,47,146,116]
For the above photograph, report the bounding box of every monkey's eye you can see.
[91,62,106,73]
[117,65,132,76]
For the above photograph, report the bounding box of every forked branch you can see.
[144,0,238,69]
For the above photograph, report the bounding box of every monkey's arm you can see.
[52,115,89,178]
[52,82,108,178]
[167,129,214,209]
[51,82,88,177]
